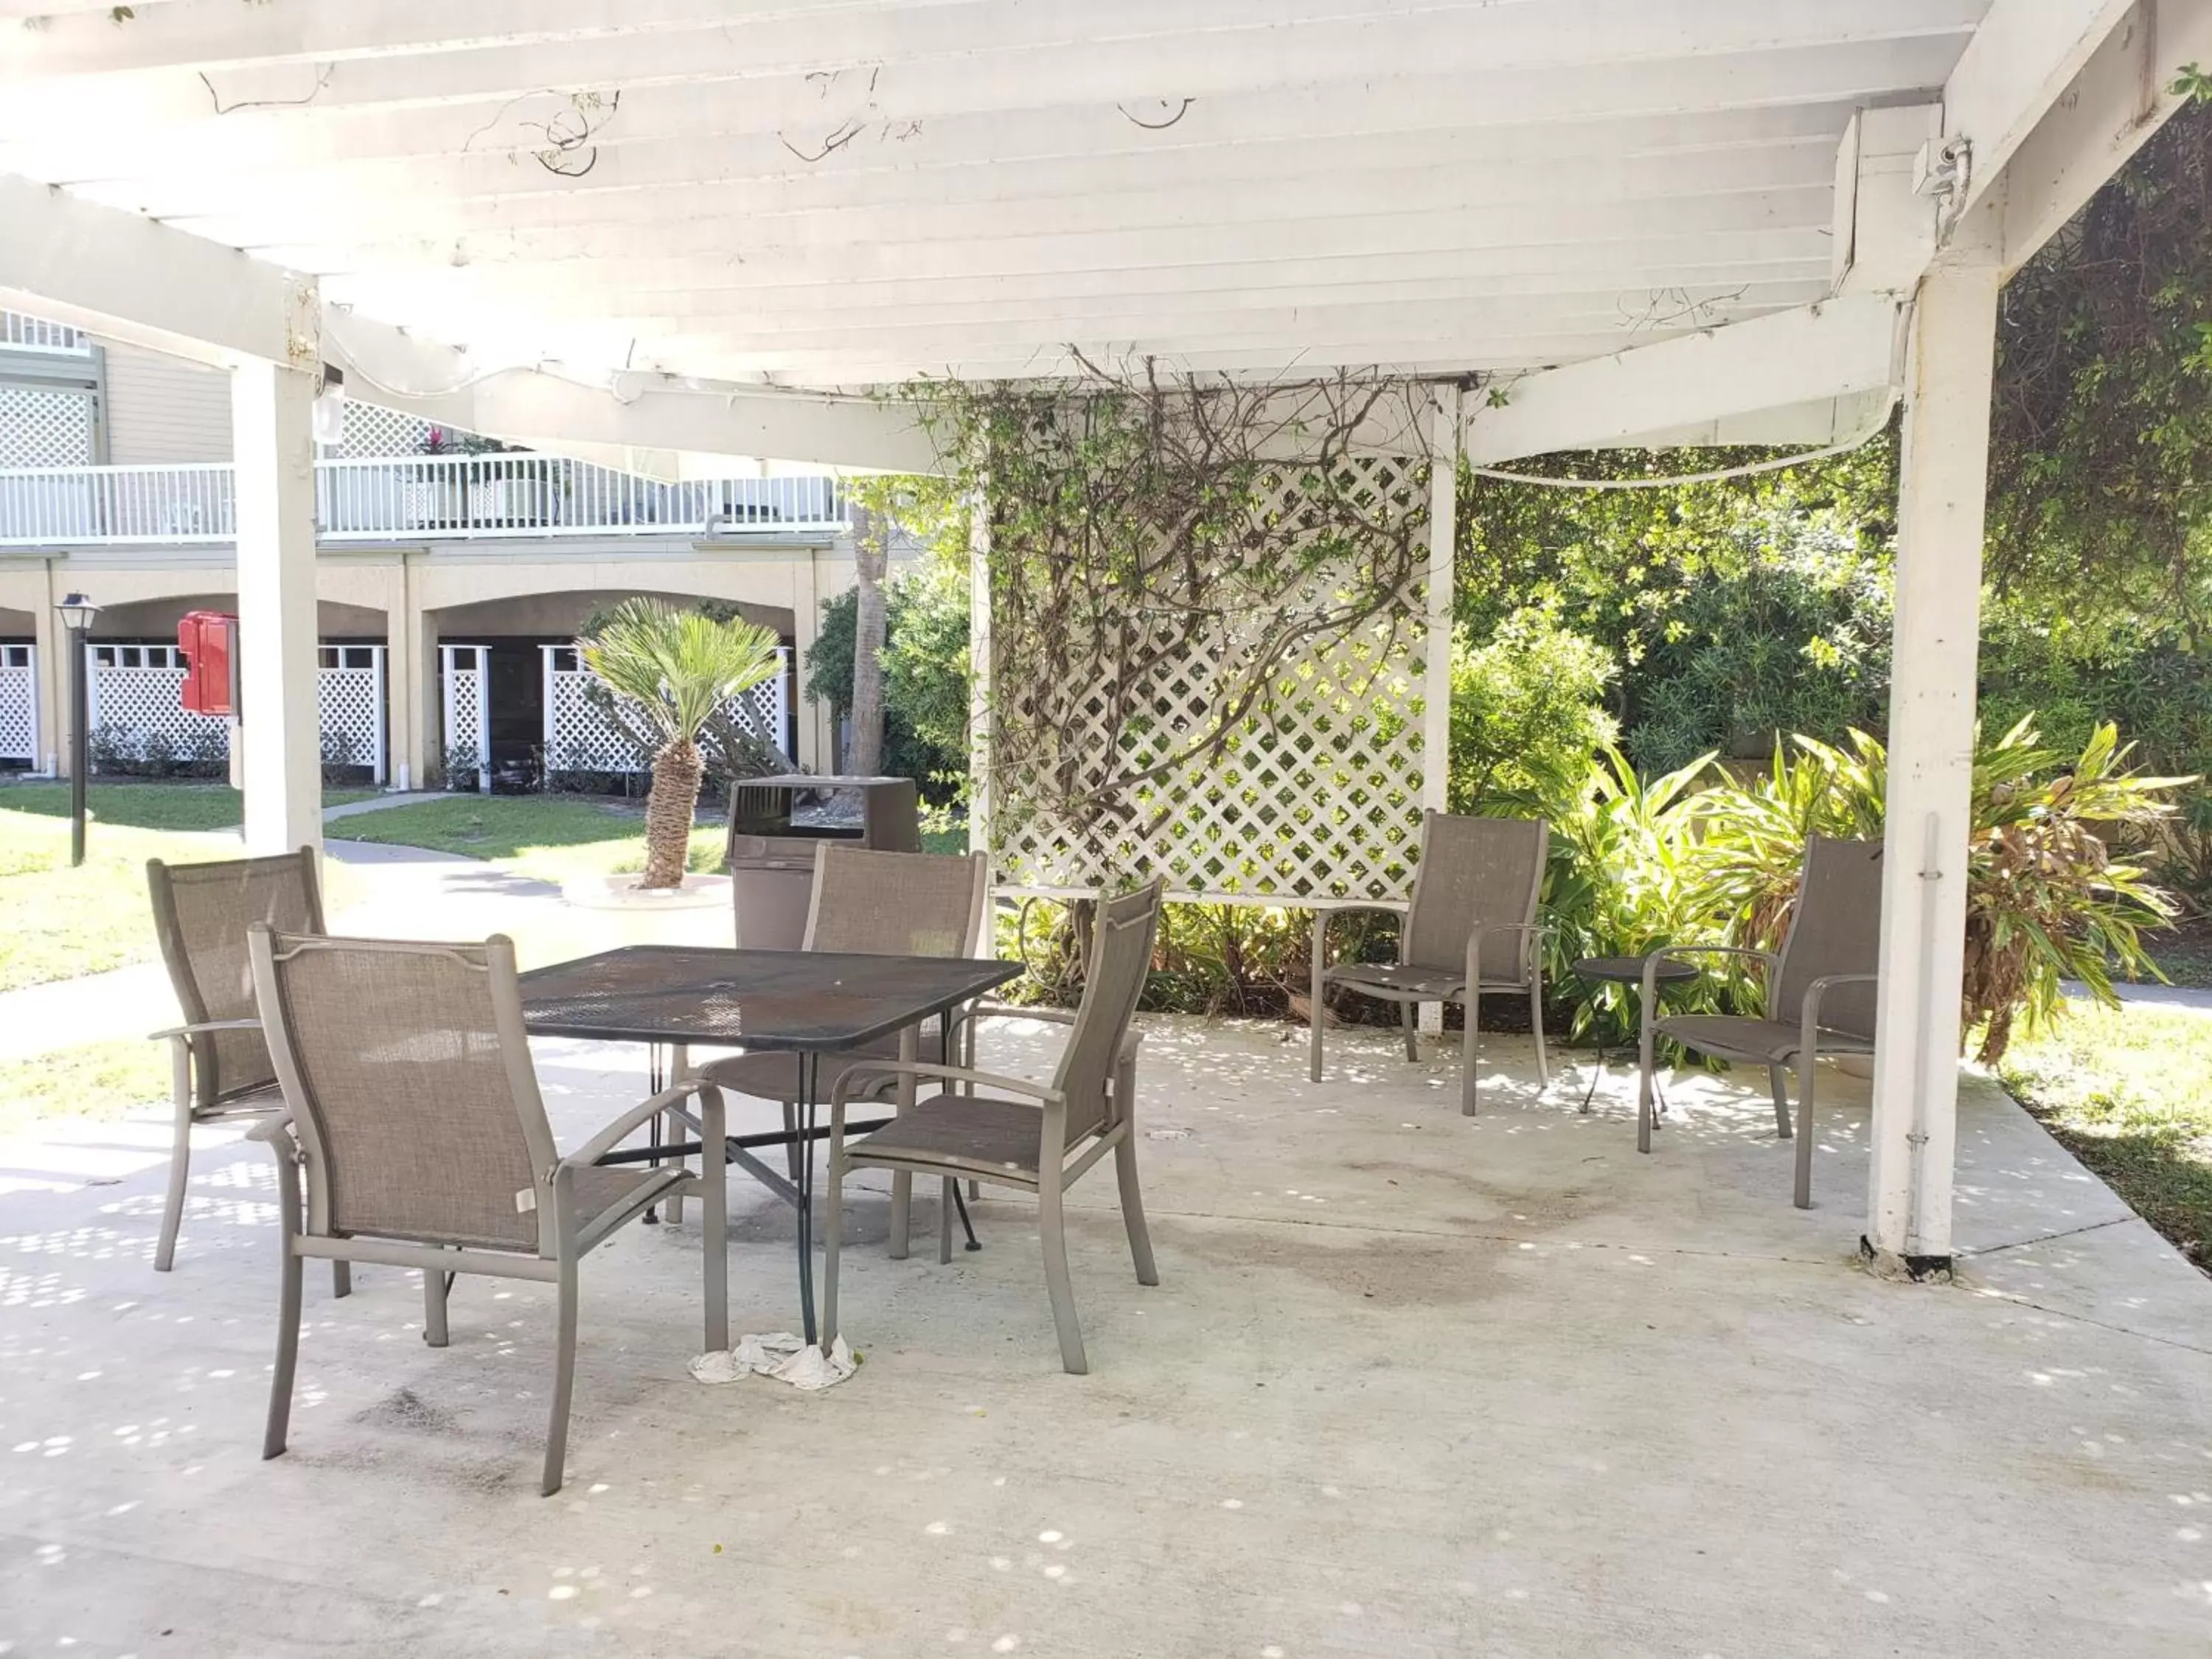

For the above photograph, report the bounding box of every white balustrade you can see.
[0,312,90,354]
[0,458,847,546]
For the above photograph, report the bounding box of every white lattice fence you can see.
[0,644,35,764]
[336,400,436,458]
[542,645,790,776]
[439,645,492,793]
[987,455,1433,904]
[85,644,386,777]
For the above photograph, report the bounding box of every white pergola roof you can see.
[7,0,2190,472]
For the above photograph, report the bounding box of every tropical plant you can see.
[577,599,784,888]
[1537,747,1727,1043]
[1694,720,2189,1062]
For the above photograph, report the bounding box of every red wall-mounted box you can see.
[178,611,239,716]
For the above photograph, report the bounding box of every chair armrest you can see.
[245,1112,294,1146]
[1313,902,1408,980]
[830,1059,1063,1113]
[147,1017,261,1043]
[967,1003,1143,1067]
[1639,945,1778,1031]
[568,1077,727,1168]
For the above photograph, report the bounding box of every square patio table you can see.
[520,945,1022,1344]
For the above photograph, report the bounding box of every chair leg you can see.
[422,1262,450,1348]
[541,1254,580,1498]
[888,1171,913,1261]
[1037,1178,1088,1374]
[1793,1053,1818,1211]
[330,1261,351,1298]
[263,1242,304,1461]
[1636,1015,1658,1156]
[1402,999,1419,1062]
[1767,1065,1793,1138]
[782,1099,803,1183]
[821,1152,846,1353]
[967,1180,981,1203]
[155,1091,193,1273]
[939,1177,955,1265]
[1114,1134,1160,1286]
[1308,914,1327,1084]
[1528,978,1551,1087]
[1460,992,1482,1116]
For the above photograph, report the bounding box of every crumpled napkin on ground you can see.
[689,1332,857,1390]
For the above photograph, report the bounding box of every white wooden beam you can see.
[2000,0,2212,271]
[1462,297,1900,465]
[1610,386,1894,451]
[1944,0,2141,216]
[1831,105,1944,295]
[322,312,938,471]
[0,171,313,369]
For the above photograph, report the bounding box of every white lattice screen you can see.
[439,645,492,792]
[337,400,436,458]
[87,646,386,778]
[0,386,94,467]
[542,645,790,774]
[986,455,1434,904]
[0,644,35,764]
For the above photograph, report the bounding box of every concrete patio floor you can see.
[3,1015,2211,1657]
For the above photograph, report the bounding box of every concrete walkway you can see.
[2065,976,2212,1012]
[1,1020,2208,1657]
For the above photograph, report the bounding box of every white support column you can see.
[1419,385,1461,1037]
[232,360,323,856]
[967,467,993,863]
[1865,240,2003,1267]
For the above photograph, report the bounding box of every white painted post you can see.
[369,644,389,786]
[1865,242,2002,1267]
[540,643,557,790]
[232,360,323,855]
[1419,385,1461,1038]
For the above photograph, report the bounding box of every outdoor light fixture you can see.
[310,366,347,448]
[56,591,98,868]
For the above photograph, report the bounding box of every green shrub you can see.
[1447,607,1617,819]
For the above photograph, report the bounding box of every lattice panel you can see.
[989,455,1432,903]
[0,386,94,467]
[338,400,437,458]
[0,646,35,762]
[316,655,386,781]
[544,647,789,773]
[439,647,490,787]
[84,654,385,775]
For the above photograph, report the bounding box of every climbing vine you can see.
[908,362,1436,854]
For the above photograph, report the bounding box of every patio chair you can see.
[823,880,1165,1375]
[246,926,729,1496]
[145,847,326,1277]
[1307,811,1550,1115]
[1635,835,1883,1208]
[695,843,989,1250]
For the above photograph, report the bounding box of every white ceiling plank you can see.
[1462,296,1902,463]
[66,102,1863,223]
[1,35,1968,183]
[2000,0,2212,271]
[159,138,1839,251]
[0,0,1981,139]
[250,187,1838,285]
[0,170,310,369]
[1943,0,2138,213]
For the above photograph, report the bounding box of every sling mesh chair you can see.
[145,847,326,1276]
[690,843,990,1249]
[246,926,731,1496]
[1308,812,1551,1115]
[1635,835,1883,1208]
[823,880,1165,1375]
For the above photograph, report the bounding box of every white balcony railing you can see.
[1,312,91,355]
[0,456,850,547]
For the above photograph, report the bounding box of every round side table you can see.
[1569,956,1697,1116]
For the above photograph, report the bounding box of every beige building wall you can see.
[2,538,865,785]
[100,344,233,465]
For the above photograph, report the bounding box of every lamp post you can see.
[57,591,97,868]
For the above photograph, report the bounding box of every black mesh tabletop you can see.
[1572,956,1700,986]
[520,946,1022,1050]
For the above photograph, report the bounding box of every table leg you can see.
[644,1042,666,1225]
[796,1050,819,1347]
[943,1013,979,1252]
[1578,1049,1604,1114]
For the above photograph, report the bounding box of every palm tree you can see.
[579,599,784,888]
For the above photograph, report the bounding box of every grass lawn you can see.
[328,793,723,885]
[0,1039,168,1141]
[1999,1001,2212,1274]
[0,785,372,991]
